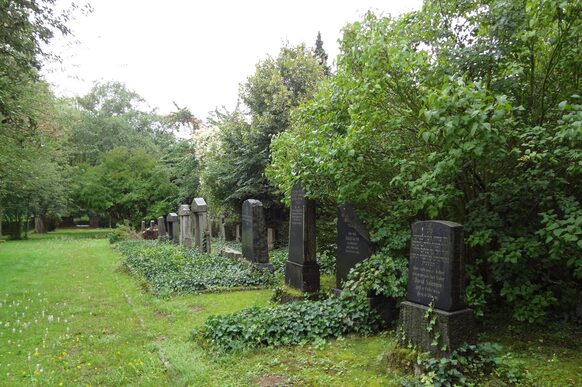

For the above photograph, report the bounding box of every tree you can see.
[269,1,581,322]
[314,31,330,75]
[202,44,326,217]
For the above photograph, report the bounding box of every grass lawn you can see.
[0,229,580,385]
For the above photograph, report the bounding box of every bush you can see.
[343,251,408,298]
[108,223,139,244]
[116,241,276,294]
[399,343,527,386]
[195,295,384,352]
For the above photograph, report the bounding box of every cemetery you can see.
[1,0,581,385]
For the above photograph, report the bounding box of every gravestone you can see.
[267,228,274,250]
[285,183,319,292]
[399,221,476,355]
[236,224,241,242]
[191,197,211,253]
[140,221,145,232]
[241,199,272,270]
[167,212,179,244]
[219,216,226,241]
[150,220,155,229]
[178,204,192,247]
[336,204,373,289]
[157,216,167,240]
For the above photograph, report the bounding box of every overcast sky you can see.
[43,0,423,122]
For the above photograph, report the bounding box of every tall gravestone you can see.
[241,199,272,270]
[150,220,156,229]
[157,216,167,240]
[140,221,145,232]
[191,197,211,253]
[336,204,373,289]
[178,204,192,247]
[285,183,320,292]
[399,221,476,355]
[167,212,179,244]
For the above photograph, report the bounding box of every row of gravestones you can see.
[248,182,476,355]
[141,197,212,253]
[140,184,475,354]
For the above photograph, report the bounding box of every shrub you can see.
[399,343,527,386]
[108,223,139,244]
[343,250,408,298]
[116,240,275,294]
[195,295,384,352]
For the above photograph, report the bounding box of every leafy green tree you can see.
[74,147,177,226]
[203,44,326,217]
[269,1,581,322]
[314,31,330,75]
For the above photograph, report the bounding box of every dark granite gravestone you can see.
[285,182,320,292]
[241,199,272,270]
[167,212,179,244]
[399,221,476,355]
[336,204,373,289]
[157,216,167,240]
[178,204,192,247]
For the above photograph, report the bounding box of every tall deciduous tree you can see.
[269,1,581,322]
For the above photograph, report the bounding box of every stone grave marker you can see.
[191,197,211,253]
[241,199,272,270]
[285,182,319,292]
[150,219,155,229]
[399,220,476,355]
[140,221,145,232]
[336,204,373,289]
[167,212,179,244]
[178,204,192,247]
[157,216,166,240]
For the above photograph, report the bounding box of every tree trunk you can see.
[0,207,3,237]
[24,213,29,239]
[35,214,47,234]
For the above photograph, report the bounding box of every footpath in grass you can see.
[0,229,580,385]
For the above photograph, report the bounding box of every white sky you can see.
[43,0,423,122]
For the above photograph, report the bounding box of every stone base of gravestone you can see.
[368,294,398,324]
[285,261,320,293]
[399,301,476,355]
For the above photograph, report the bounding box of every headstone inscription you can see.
[191,197,211,253]
[241,199,272,270]
[336,204,373,289]
[157,216,166,240]
[285,182,319,292]
[167,212,179,244]
[399,221,476,355]
[178,204,192,247]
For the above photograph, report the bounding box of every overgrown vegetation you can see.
[117,241,275,294]
[268,0,582,323]
[195,295,384,352]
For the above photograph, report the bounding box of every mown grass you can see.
[0,229,580,385]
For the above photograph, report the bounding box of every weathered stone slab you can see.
[178,204,192,247]
[399,301,476,355]
[167,212,179,244]
[241,199,272,269]
[336,204,372,288]
[157,216,166,240]
[221,247,243,260]
[285,182,320,292]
